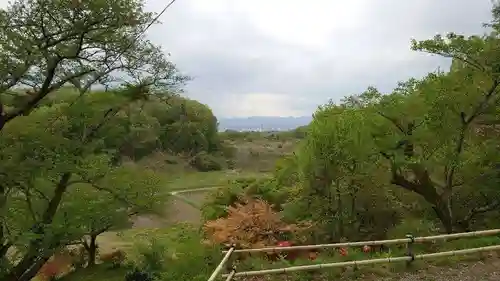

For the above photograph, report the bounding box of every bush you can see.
[387,218,439,239]
[131,225,222,281]
[201,186,242,221]
[201,177,288,221]
[134,240,168,279]
[274,154,300,187]
[189,151,225,171]
[203,198,312,249]
[125,269,155,281]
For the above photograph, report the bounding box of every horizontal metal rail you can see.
[223,228,500,254]
[222,244,500,277]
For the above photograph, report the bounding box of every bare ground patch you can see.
[97,190,211,253]
[379,258,500,281]
[131,190,210,228]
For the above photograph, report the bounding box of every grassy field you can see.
[164,169,271,191]
[126,169,273,230]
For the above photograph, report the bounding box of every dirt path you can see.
[131,186,223,228]
[240,258,500,281]
[381,259,500,281]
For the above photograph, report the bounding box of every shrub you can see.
[134,240,168,280]
[387,218,439,239]
[125,268,155,281]
[274,154,300,187]
[131,224,222,281]
[0,257,12,278]
[190,151,225,171]
[203,198,312,249]
[201,177,288,221]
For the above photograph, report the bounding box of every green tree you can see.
[0,0,187,131]
[1,85,173,281]
[334,33,500,233]
[60,164,168,266]
[0,0,188,279]
[293,9,500,235]
[288,104,401,242]
[146,96,220,155]
[376,31,500,233]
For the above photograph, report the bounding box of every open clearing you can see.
[129,169,272,228]
[94,163,274,253]
[132,189,215,228]
[97,187,218,253]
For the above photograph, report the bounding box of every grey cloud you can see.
[1,0,493,117]
[147,0,493,117]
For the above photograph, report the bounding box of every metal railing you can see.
[206,228,500,280]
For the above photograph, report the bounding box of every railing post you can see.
[405,234,415,268]
[207,245,235,281]
[225,244,237,281]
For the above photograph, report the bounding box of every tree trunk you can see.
[432,200,454,234]
[0,183,8,260]
[87,234,98,267]
[335,181,344,238]
[4,173,71,281]
[391,165,456,233]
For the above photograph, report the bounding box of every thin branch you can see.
[22,188,38,222]
[420,50,485,72]
[376,111,405,133]
[69,179,145,210]
[463,200,500,223]
[466,80,500,123]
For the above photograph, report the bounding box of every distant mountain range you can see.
[217,116,312,132]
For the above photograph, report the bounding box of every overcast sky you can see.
[144,0,493,118]
[0,0,494,118]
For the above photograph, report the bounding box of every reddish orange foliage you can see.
[203,198,311,250]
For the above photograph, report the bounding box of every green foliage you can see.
[0,86,171,262]
[0,0,203,279]
[189,151,225,172]
[132,225,222,281]
[219,127,308,143]
[4,1,500,280]
[387,219,440,239]
[134,239,168,279]
[219,130,258,141]
[281,25,500,239]
[147,97,220,155]
[283,104,401,242]
[0,0,188,129]
[201,177,288,221]
[274,154,300,187]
